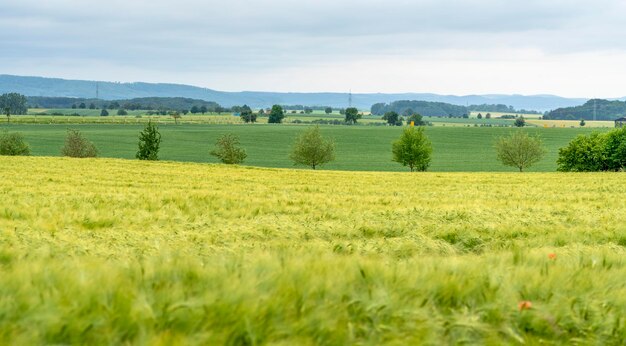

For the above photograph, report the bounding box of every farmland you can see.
[0,123,607,171]
[1,156,625,344]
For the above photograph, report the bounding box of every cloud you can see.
[0,0,625,96]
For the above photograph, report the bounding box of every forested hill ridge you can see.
[0,74,590,111]
[545,99,626,120]
[27,96,220,112]
[371,100,541,117]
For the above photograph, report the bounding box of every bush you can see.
[117,109,128,116]
[210,134,247,164]
[290,126,335,169]
[0,132,30,156]
[556,128,626,172]
[557,133,608,172]
[136,121,161,160]
[61,130,98,158]
[495,131,545,172]
[514,117,526,127]
[392,127,432,172]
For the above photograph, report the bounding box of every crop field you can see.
[0,123,605,172]
[1,156,625,344]
[469,111,542,119]
[10,114,245,125]
[527,119,614,128]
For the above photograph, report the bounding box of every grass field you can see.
[0,123,607,172]
[1,156,625,344]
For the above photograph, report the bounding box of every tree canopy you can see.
[391,127,432,172]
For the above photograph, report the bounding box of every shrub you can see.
[392,127,432,172]
[495,131,545,172]
[0,132,30,156]
[290,126,335,169]
[514,117,526,127]
[136,121,161,160]
[210,134,247,164]
[61,129,98,158]
[557,132,608,172]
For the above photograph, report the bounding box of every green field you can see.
[1,156,625,344]
[0,123,606,172]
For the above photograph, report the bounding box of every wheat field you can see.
[1,156,625,344]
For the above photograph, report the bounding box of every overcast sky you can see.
[1,0,626,97]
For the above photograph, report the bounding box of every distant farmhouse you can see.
[615,117,626,128]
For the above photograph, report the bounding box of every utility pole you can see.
[348,89,352,108]
[593,99,597,121]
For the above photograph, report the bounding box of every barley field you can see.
[1,156,625,344]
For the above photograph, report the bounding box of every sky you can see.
[1,0,626,97]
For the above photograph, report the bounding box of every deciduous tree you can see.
[290,126,335,169]
[392,127,432,172]
[495,131,545,172]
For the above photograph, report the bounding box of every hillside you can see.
[1,74,588,111]
[1,156,625,344]
[545,99,626,120]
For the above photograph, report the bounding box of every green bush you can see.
[392,127,432,172]
[136,121,161,161]
[61,129,98,158]
[557,132,608,172]
[210,134,247,164]
[0,132,30,156]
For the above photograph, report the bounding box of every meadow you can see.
[0,123,606,172]
[1,156,625,344]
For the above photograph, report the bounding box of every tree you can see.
[61,129,98,158]
[171,112,181,124]
[485,113,492,119]
[268,104,285,124]
[0,131,30,156]
[0,93,28,122]
[290,126,335,169]
[89,103,96,109]
[391,127,432,172]
[603,127,626,171]
[580,119,586,127]
[100,109,109,116]
[495,131,545,172]
[71,104,77,109]
[344,107,361,124]
[477,113,483,119]
[304,107,313,114]
[406,113,425,126]
[240,105,256,123]
[136,121,161,160]
[514,117,526,127]
[325,107,332,115]
[210,133,247,164]
[200,106,208,114]
[79,103,86,109]
[190,105,200,114]
[117,109,128,116]
[382,111,401,126]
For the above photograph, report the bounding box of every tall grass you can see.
[1,157,625,344]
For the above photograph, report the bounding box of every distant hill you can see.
[1,74,590,111]
[545,99,626,120]
[27,96,220,111]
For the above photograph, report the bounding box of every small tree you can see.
[477,113,483,119]
[406,113,425,126]
[383,111,400,126]
[61,129,98,158]
[495,131,545,172]
[200,106,208,114]
[240,105,256,123]
[580,119,586,127]
[344,107,361,124]
[392,127,432,172]
[79,103,86,109]
[89,103,96,109]
[210,133,247,164]
[268,104,285,124]
[190,105,200,114]
[514,116,526,127]
[100,109,109,116]
[485,113,491,119]
[0,131,30,156]
[136,121,161,160]
[290,126,335,169]
[325,107,332,115]
[171,112,181,124]
[117,109,128,116]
